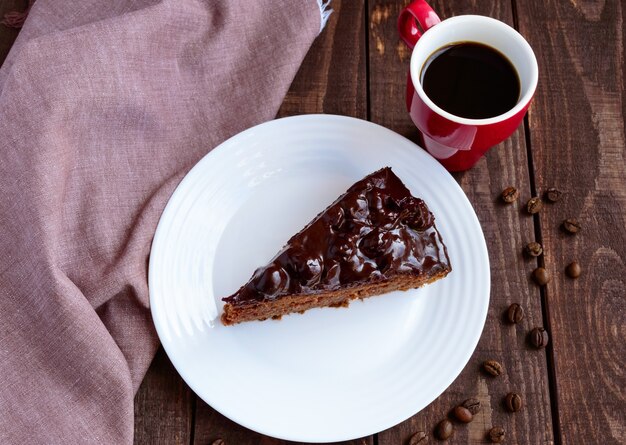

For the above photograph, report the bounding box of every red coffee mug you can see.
[398,0,538,171]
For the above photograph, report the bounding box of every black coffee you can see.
[420,42,520,119]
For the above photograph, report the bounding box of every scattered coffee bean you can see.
[501,186,520,203]
[545,187,562,202]
[524,241,543,257]
[408,431,427,445]
[566,261,581,278]
[506,303,524,324]
[529,327,549,348]
[505,392,523,412]
[562,218,581,234]
[435,419,453,440]
[453,405,473,423]
[532,267,550,286]
[211,440,225,445]
[462,398,481,415]
[526,196,543,214]
[488,426,506,443]
[483,360,504,377]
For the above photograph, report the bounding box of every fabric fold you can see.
[0,0,323,442]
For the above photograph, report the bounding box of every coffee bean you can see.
[566,261,581,278]
[408,431,427,445]
[562,218,581,234]
[453,405,473,423]
[524,241,543,257]
[506,303,524,324]
[435,419,453,440]
[545,187,562,202]
[483,360,504,376]
[488,426,505,443]
[505,392,523,412]
[462,398,481,415]
[211,440,225,445]
[501,186,519,203]
[529,327,549,348]
[532,267,550,286]
[526,196,543,214]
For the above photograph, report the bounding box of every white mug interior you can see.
[410,15,539,126]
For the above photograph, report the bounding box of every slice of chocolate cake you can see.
[221,167,451,325]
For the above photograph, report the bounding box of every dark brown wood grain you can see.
[368,1,554,443]
[0,0,26,65]
[134,348,193,445]
[192,2,370,443]
[516,1,626,444]
[277,0,367,119]
[2,0,623,444]
[193,405,372,445]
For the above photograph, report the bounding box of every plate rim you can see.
[149,113,490,442]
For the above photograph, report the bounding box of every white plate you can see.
[149,114,490,443]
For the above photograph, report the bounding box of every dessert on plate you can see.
[221,167,451,325]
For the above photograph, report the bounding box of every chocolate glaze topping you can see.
[223,167,451,306]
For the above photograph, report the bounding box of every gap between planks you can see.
[511,0,563,444]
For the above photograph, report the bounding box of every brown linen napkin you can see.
[0,0,326,442]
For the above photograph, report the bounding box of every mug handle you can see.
[397,0,441,49]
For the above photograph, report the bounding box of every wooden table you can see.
[2,1,624,443]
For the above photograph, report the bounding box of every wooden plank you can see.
[133,348,193,445]
[193,1,371,444]
[277,0,367,119]
[368,1,554,443]
[0,0,26,66]
[516,1,626,444]
[192,409,372,445]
